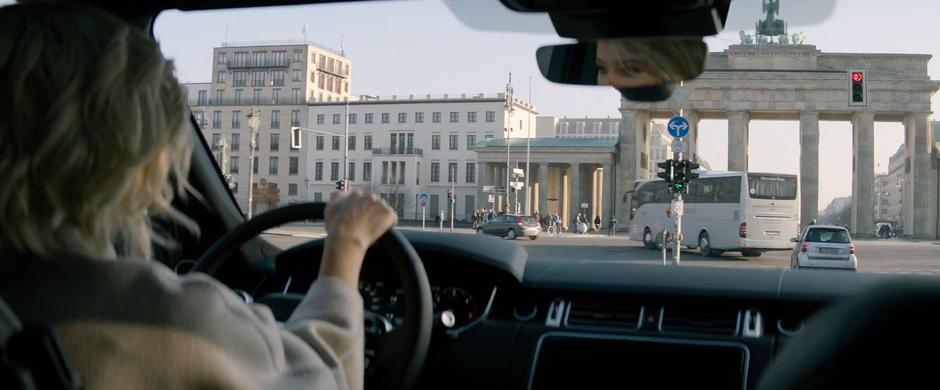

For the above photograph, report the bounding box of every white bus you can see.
[627,172,800,257]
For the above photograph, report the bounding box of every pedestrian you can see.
[608,215,617,236]
[594,215,601,235]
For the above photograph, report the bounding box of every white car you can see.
[790,225,858,271]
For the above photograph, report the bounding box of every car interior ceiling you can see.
[7,1,940,389]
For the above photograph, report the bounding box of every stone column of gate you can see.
[903,112,937,239]
[686,110,701,161]
[727,111,750,172]
[568,163,581,230]
[538,163,549,215]
[602,163,612,222]
[799,111,820,228]
[851,111,875,238]
[616,109,651,224]
[476,162,487,208]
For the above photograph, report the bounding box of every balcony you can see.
[371,147,423,156]
[227,60,290,69]
[189,97,309,106]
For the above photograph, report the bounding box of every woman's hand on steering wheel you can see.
[320,191,398,286]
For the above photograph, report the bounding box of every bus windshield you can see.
[747,175,797,200]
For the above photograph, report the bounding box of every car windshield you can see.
[154,0,940,276]
[805,228,851,244]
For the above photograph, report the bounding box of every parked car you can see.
[791,225,858,271]
[477,214,540,240]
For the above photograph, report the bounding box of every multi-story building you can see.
[301,93,536,221]
[874,173,890,221]
[885,144,906,227]
[187,41,353,214]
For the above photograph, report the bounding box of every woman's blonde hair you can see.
[0,3,197,260]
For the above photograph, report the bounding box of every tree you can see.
[251,179,281,214]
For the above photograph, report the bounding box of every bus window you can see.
[747,175,797,200]
[715,177,742,203]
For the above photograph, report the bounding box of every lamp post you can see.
[246,107,261,219]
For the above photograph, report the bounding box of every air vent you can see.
[659,306,741,336]
[564,302,643,330]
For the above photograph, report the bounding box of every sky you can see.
[146,0,940,209]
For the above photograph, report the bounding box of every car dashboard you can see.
[264,230,906,390]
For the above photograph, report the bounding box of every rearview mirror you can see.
[536,37,707,101]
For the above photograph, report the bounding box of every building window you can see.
[292,69,301,81]
[467,134,476,148]
[399,161,406,184]
[315,136,324,150]
[333,114,341,125]
[486,111,495,122]
[313,192,322,202]
[197,90,207,105]
[268,157,278,175]
[577,121,585,133]
[234,51,248,66]
[231,110,241,129]
[253,156,259,174]
[431,135,441,150]
[449,134,458,150]
[448,162,457,183]
[211,133,221,150]
[466,162,475,183]
[216,71,226,83]
[270,110,280,129]
[316,114,325,125]
[349,135,356,150]
[347,162,356,181]
[231,134,240,151]
[250,71,266,87]
[212,111,222,128]
[364,135,373,150]
[288,183,298,196]
[230,156,239,174]
[233,71,247,86]
[289,156,298,175]
[432,112,441,123]
[381,161,389,184]
[270,133,279,151]
[291,110,300,127]
[407,133,414,153]
[398,113,407,123]
[234,89,243,104]
[349,113,357,124]
[484,133,494,139]
[389,133,397,153]
[365,113,374,124]
[215,90,224,104]
[272,51,287,66]
[332,136,340,150]
[381,113,390,123]
[431,162,440,183]
[330,162,339,181]
[449,112,459,123]
[415,112,424,123]
[253,89,262,104]
[272,70,285,86]
[292,88,301,104]
[468,112,477,122]
[317,74,325,88]
[253,51,267,66]
[314,162,323,180]
[272,88,280,103]
[363,162,372,182]
[217,52,227,64]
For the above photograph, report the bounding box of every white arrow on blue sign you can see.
[418,192,429,207]
[667,116,690,138]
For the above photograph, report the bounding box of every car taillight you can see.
[849,243,855,255]
[516,218,523,225]
[738,223,747,238]
[801,242,808,253]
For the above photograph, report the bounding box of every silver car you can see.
[476,214,540,240]
[790,225,858,271]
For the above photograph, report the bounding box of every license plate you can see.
[820,248,840,254]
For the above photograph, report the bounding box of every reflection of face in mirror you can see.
[595,38,706,88]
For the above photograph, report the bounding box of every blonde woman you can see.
[0,3,391,389]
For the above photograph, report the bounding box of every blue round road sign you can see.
[667,116,690,138]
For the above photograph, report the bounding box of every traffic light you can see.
[848,68,867,106]
[684,160,701,181]
[656,160,674,182]
[447,188,453,198]
[673,160,686,185]
[335,179,345,191]
[290,127,302,149]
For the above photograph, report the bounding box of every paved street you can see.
[262,224,940,275]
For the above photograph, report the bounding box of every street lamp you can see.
[246,107,261,219]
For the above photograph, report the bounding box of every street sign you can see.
[488,194,495,203]
[672,199,684,217]
[513,168,525,178]
[418,192,429,207]
[671,88,690,109]
[671,139,687,154]
[667,116,690,138]
[510,181,524,190]
[580,203,589,209]
[483,185,495,192]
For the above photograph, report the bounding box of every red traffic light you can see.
[852,72,863,82]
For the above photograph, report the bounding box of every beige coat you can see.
[0,255,363,389]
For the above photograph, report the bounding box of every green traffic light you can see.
[673,182,685,191]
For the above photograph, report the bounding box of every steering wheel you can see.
[192,202,433,390]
